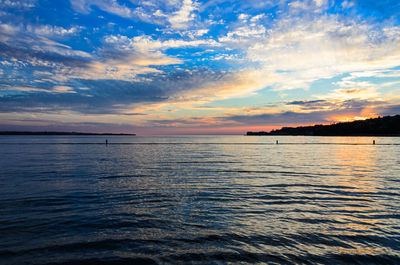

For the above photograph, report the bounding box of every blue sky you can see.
[0,0,400,134]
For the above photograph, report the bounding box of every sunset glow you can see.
[331,115,378,123]
[0,0,400,134]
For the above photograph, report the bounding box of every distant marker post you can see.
[106,139,108,145]
[373,140,375,145]
[276,140,278,144]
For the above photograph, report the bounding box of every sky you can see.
[0,0,400,135]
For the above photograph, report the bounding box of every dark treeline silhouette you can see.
[247,115,400,136]
[0,131,136,136]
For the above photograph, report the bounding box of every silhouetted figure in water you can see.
[106,139,108,145]
[276,140,279,144]
[373,140,375,145]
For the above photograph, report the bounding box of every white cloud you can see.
[69,0,200,30]
[52,86,76,93]
[167,0,198,29]
[313,0,326,7]
[0,0,35,9]
[288,1,310,10]
[30,39,91,58]
[238,13,249,20]
[0,22,90,58]
[28,25,83,37]
[105,34,220,52]
[241,16,400,91]
[96,33,223,80]
[82,54,180,80]
[250,14,265,22]
[0,23,20,42]
[341,1,354,9]
[4,85,76,93]
[287,0,329,13]
[70,0,134,17]
[218,24,266,44]
[314,69,400,102]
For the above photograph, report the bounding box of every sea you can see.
[0,135,399,264]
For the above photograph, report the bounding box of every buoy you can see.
[106,139,108,145]
[276,140,278,144]
[373,140,375,145]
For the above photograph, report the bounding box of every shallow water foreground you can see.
[0,135,399,264]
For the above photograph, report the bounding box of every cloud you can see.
[0,22,185,84]
[0,23,21,39]
[167,0,198,29]
[79,52,181,81]
[218,17,266,44]
[287,99,332,110]
[104,34,220,51]
[93,33,221,80]
[147,116,234,128]
[69,0,199,30]
[0,120,141,133]
[52,86,76,93]
[0,65,274,120]
[0,77,171,114]
[217,8,400,92]
[0,0,36,9]
[223,111,332,125]
[220,100,386,126]
[378,103,400,116]
[27,25,83,37]
[0,68,234,115]
[179,70,268,102]
[1,85,76,93]
[69,0,134,17]
[125,68,275,115]
[286,98,386,111]
[0,22,91,59]
[341,1,354,9]
[0,43,90,69]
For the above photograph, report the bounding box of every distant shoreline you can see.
[0,131,136,136]
[246,133,400,137]
[247,115,400,136]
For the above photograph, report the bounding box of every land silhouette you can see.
[247,115,400,136]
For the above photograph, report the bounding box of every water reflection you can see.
[0,136,399,264]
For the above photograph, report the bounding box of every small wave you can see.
[163,161,240,164]
[162,251,288,264]
[43,257,158,265]
[100,174,149,179]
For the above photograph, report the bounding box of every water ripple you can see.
[1,135,400,264]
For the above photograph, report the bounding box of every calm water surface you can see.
[0,135,399,264]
